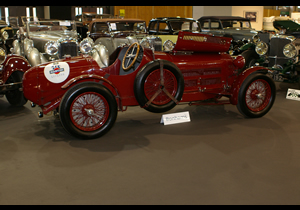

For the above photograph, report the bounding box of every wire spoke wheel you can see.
[59,82,118,139]
[237,73,276,118]
[70,92,109,132]
[245,79,271,112]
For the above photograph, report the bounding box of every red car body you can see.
[0,54,31,106]
[23,31,276,139]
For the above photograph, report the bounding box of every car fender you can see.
[12,39,21,55]
[94,37,114,56]
[61,74,121,106]
[2,55,31,83]
[230,66,270,105]
[27,47,47,66]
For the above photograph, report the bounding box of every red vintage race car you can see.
[23,31,276,139]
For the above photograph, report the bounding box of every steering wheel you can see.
[122,42,140,71]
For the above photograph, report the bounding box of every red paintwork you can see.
[23,31,269,115]
[0,55,31,84]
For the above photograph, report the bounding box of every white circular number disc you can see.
[44,62,70,84]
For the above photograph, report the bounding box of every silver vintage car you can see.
[11,20,94,66]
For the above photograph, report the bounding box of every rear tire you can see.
[134,60,184,113]
[5,71,27,106]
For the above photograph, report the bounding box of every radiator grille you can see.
[59,42,78,59]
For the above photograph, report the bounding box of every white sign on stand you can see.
[160,111,191,125]
[286,88,300,101]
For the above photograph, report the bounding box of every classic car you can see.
[75,12,111,39]
[273,19,300,38]
[241,33,300,84]
[0,20,15,56]
[0,54,31,106]
[240,19,300,83]
[198,16,258,41]
[10,20,94,67]
[88,18,147,56]
[198,16,261,55]
[147,17,202,45]
[23,31,276,139]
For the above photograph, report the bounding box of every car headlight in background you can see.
[163,40,175,52]
[44,41,59,56]
[2,31,9,41]
[80,37,94,54]
[0,47,6,56]
[252,35,260,44]
[255,41,268,56]
[283,43,297,58]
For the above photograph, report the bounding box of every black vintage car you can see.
[148,17,201,35]
[0,20,14,55]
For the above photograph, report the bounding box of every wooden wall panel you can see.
[114,6,193,26]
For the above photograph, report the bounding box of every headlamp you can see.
[283,43,297,58]
[44,41,59,56]
[255,41,268,56]
[2,31,8,41]
[163,40,175,52]
[80,37,94,54]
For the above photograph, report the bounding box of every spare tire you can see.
[134,60,184,113]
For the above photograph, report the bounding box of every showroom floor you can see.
[1,81,300,205]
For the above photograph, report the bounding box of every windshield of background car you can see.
[109,22,146,32]
[221,20,251,29]
[27,21,77,33]
[169,20,200,32]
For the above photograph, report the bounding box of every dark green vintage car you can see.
[240,20,300,85]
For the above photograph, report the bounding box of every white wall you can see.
[231,6,264,30]
[193,6,232,20]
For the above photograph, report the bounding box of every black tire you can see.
[5,71,27,106]
[59,82,118,140]
[241,49,259,71]
[134,60,184,113]
[237,73,276,118]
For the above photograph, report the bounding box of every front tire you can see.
[5,71,27,106]
[59,82,118,140]
[237,73,276,118]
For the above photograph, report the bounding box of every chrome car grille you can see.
[59,42,78,59]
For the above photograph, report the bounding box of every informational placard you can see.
[286,88,300,101]
[160,111,191,125]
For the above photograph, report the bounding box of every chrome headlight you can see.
[140,38,151,49]
[0,47,6,56]
[80,37,94,54]
[44,41,59,56]
[2,31,8,40]
[252,35,260,44]
[255,41,268,56]
[283,43,297,58]
[163,40,175,52]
